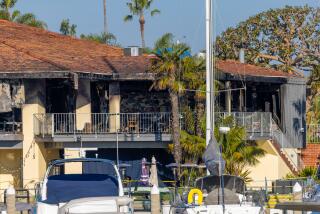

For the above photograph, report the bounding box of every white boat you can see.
[35,158,133,214]
[163,175,264,214]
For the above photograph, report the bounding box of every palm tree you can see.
[215,116,266,182]
[0,0,47,29]
[80,32,118,46]
[154,33,174,51]
[182,57,206,137]
[60,19,77,37]
[151,45,189,166]
[124,0,160,49]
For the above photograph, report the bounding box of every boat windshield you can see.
[47,160,118,178]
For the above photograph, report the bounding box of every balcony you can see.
[0,121,23,148]
[33,113,172,148]
[216,112,273,140]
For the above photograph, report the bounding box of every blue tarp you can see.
[44,174,119,204]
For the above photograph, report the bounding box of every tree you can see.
[154,33,174,51]
[307,65,320,124]
[60,19,77,37]
[124,0,160,49]
[151,44,189,167]
[80,32,118,46]
[0,0,47,29]
[182,56,206,137]
[216,6,320,72]
[215,116,266,181]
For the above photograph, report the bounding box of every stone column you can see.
[109,82,120,132]
[22,79,47,188]
[76,79,92,131]
[225,81,231,113]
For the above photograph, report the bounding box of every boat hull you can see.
[163,204,263,214]
[36,196,132,214]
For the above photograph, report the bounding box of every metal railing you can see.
[34,112,172,137]
[217,112,303,171]
[216,112,272,139]
[271,119,304,171]
[0,121,22,134]
[306,124,320,143]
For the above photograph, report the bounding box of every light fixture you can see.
[219,126,230,134]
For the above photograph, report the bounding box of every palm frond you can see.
[151,9,160,16]
[11,9,19,20]
[124,15,133,22]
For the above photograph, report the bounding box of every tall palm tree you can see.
[124,0,160,49]
[151,45,189,166]
[0,0,46,29]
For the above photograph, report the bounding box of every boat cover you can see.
[195,175,245,194]
[44,174,119,204]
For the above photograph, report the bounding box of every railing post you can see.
[42,115,45,138]
[270,113,272,137]
[51,114,54,138]
[261,113,263,137]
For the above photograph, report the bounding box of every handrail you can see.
[307,124,320,143]
[34,112,172,136]
[216,112,303,171]
[271,119,304,171]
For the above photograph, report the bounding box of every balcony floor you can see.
[0,133,23,149]
[35,133,172,149]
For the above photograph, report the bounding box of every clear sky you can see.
[15,0,319,52]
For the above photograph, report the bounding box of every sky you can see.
[15,0,319,52]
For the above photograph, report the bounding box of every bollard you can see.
[6,186,16,214]
[151,185,161,214]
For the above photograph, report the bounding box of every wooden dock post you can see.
[6,186,16,214]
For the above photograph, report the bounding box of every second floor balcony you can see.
[33,111,303,149]
[34,112,172,147]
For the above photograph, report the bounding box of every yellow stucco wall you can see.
[64,149,82,174]
[0,150,22,189]
[22,102,47,188]
[22,80,49,188]
[247,140,292,188]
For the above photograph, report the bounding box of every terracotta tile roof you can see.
[0,20,151,75]
[0,20,303,80]
[216,60,301,78]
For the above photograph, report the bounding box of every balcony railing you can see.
[217,112,302,170]
[216,112,273,139]
[0,121,22,134]
[34,113,172,137]
[307,124,320,143]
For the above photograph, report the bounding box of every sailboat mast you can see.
[205,0,213,146]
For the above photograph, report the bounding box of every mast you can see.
[205,0,213,147]
[103,0,108,34]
